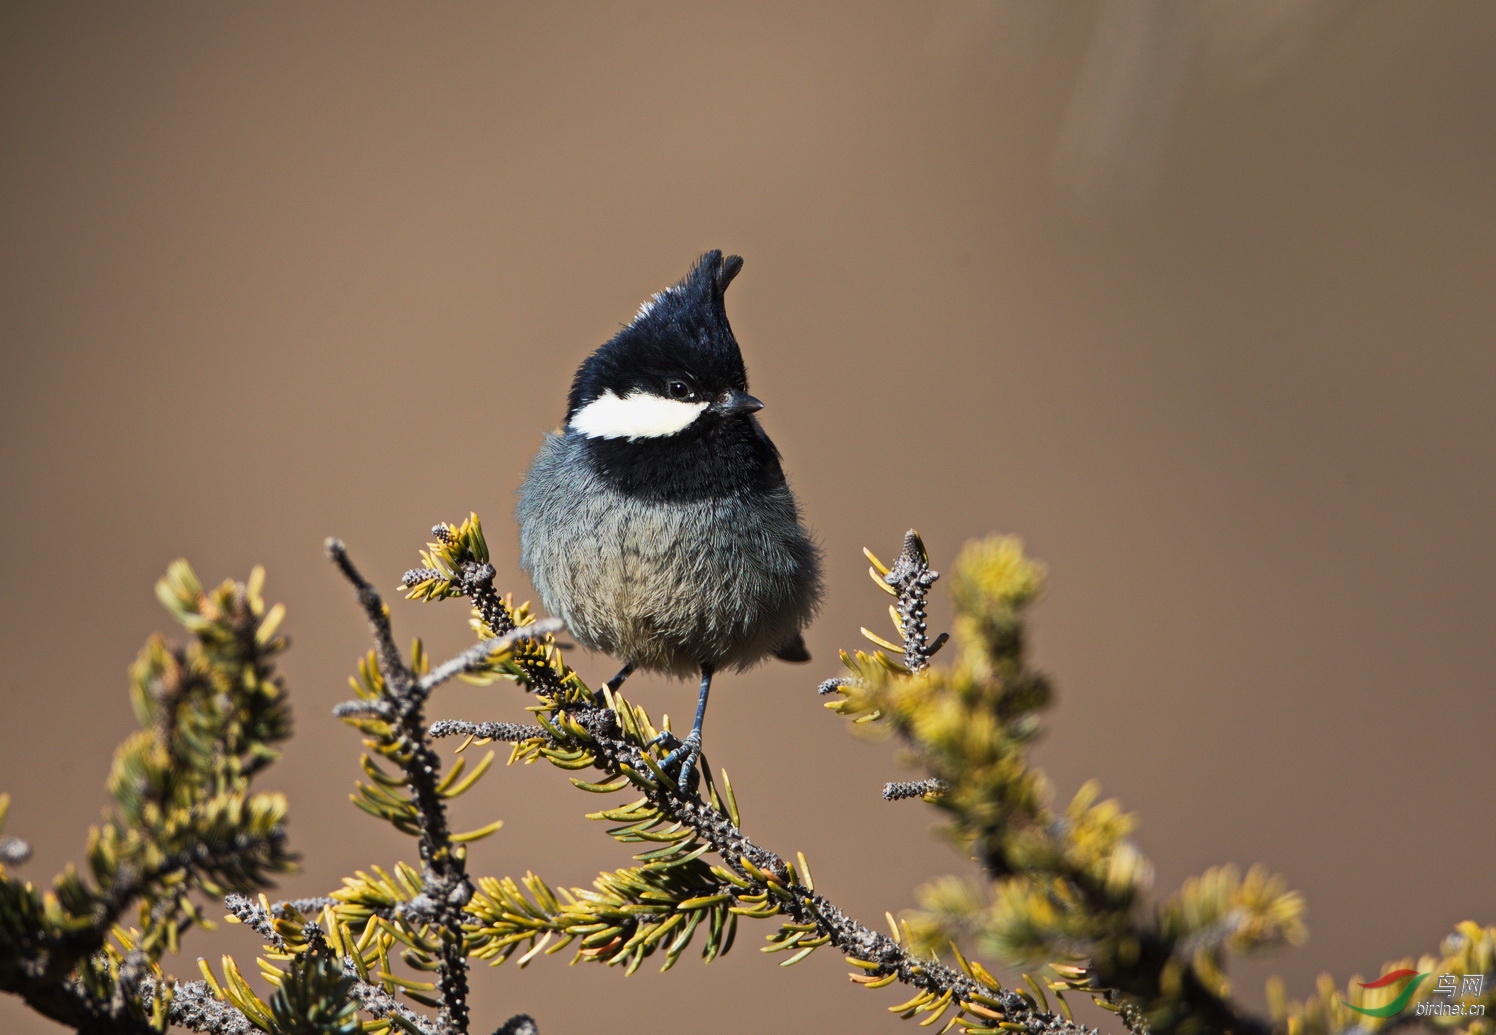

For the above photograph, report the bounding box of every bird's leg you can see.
[604,662,634,693]
[661,664,713,793]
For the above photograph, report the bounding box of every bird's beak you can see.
[714,389,764,416]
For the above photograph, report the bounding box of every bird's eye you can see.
[666,380,692,400]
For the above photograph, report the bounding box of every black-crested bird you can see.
[518,251,822,791]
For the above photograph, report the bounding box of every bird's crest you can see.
[567,251,751,421]
[630,250,743,328]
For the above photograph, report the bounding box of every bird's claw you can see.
[649,730,682,752]
[656,731,702,793]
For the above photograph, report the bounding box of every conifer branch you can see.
[1,562,293,1035]
[400,516,1091,1035]
[327,540,474,1035]
[12,975,167,1035]
[10,520,1489,1035]
[828,532,1300,1035]
[475,690,1091,1034]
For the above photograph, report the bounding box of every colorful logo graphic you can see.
[1342,969,1430,1018]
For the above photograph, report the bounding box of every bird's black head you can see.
[564,251,784,501]
[566,250,763,439]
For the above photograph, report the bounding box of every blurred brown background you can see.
[2,3,1492,1033]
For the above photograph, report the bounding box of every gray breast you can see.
[518,433,821,677]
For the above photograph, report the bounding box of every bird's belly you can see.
[523,486,814,677]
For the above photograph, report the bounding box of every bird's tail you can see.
[772,634,811,663]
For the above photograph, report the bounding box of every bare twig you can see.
[346,974,443,1035]
[0,835,31,865]
[144,979,255,1035]
[224,893,283,947]
[885,530,941,671]
[493,1015,539,1035]
[328,540,471,1035]
[419,620,563,695]
[429,720,545,743]
[328,539,412,699]
[883,779,948,801]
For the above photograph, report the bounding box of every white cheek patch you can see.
[569,390,708,440]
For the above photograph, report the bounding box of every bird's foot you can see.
[654,730,702,794]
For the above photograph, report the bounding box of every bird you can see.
[518,250,822,792]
